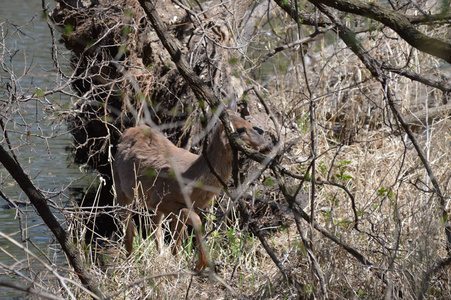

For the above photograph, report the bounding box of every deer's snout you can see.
[259,140,273,154]
[238,125,273,154]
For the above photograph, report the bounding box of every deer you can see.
[113,102,272,270]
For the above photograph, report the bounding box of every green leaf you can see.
[34,88,44,98]
[263,177,275,186]
[146,168,156,179]
[64,24,74,36]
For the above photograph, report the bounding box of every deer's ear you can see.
[227,98,237,112]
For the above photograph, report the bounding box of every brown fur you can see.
[113,110,271,270]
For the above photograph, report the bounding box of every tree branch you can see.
[137,0,219,108]
[407,11,451,24]
[0,145,107,299]
[0,280,64,300]
[272,0,332,28]
[380,61,451,92]
[308,0,451,63]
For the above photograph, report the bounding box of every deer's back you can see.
[117,126,196,166]
[113,126,199,202]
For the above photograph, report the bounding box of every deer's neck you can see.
[198,124,233,188]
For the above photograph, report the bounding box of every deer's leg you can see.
[171,211,187,256]
[119,203,137,256]
[156,201,208,270]
[117,188,137,256]
[124,216,137,256]
[178,208,208,271]
[152,211,165,253]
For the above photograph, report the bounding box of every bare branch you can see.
[0,145,107,299]
[308,0,451,63]
[0,280,64,300]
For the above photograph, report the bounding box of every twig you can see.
[257,28,331,65]
[0,280,64,300]
[316,180,359,227]
[380,61,451,93]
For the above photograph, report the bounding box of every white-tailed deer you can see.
[113,104,272,270]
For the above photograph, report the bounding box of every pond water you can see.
[0,1,91,298]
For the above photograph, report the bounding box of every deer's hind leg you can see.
[157,202,208,271]
[178,208,207,271]
[115,175,137,257]
[151,211,165,253]
[171,208,207,271]
[124,216,138,255]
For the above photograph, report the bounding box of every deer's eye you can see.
[236,127,246,134]
[253,126,264,135]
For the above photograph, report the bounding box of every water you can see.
[0,1,90,298]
